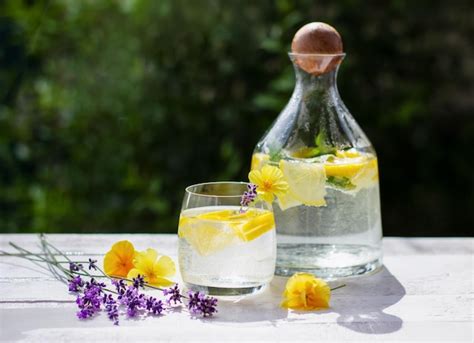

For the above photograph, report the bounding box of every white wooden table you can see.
[0,234,472,342]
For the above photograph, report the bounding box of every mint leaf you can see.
[326,176,356,190]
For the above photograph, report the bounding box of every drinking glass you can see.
[178,182,276,296]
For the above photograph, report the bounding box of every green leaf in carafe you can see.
[326,175,356,190]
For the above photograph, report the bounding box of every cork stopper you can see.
[291,22,344,75]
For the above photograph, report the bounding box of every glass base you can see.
[184,282,265,297]
[275,243,383,280]
[275,257,383,280]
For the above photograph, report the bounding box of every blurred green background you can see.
[1,0,473,235]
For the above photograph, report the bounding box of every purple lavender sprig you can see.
[103,294,119,325]
[73,278,217,325]
[187,291,218,317]
[88,258,98,271]
[163,284,183,305]
[69,262,83,272]
[75,278,105,320]
[132,274,145,289]
[1,235,219,326]
[240,183,258,211]
[68,275,84,292]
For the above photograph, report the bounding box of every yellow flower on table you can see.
[127,248,175,287]
[248,165,289,203]
[281,273,331,311]
[103,240,136,278]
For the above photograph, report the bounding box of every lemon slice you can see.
[277,191,302,211]
[251,153,270,171]
[196,210,235,221]
[324,160,366,179]
[231,211,275,242]
[196,209,258,222]
[277,172,302,211]
[178,216,236,256]
[325,150,378,191]
[351,158,379,190]
[179,208,275,254]
[279,160,326,207]
[335,149,361,158]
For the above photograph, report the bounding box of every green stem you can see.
[40,238,72,282]
[7,235,187,299]
[8,242,68,282]
[330,284,346,291]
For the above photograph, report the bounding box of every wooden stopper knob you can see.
[291,22,344,75]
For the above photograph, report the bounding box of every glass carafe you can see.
[251,53,383,279]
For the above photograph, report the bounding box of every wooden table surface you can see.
[0,234,472,342]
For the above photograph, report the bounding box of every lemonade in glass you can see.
[178,182,276,296]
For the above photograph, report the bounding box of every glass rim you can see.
[288,52,346,58]
[185,181,250,198]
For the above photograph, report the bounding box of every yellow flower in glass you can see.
[127,248,175,287]
[103,240,136,278]
[248,165,289,203]
[281,273,331,310]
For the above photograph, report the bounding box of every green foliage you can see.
[326,176,356,191]
[1,0,473,235]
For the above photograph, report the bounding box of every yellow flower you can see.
[103,240,136,278]
[281,273,331,311]
[127,248,175,287]
[248,165,289,203]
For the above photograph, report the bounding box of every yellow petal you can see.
[103,240,136,277]
[152,255,176,278]
[133,248,157,271]
[258,191,275,203]
[262,165,284,182]
[127,267,174,287]
[281,273,331,311]
[248,169,264,187]
[111,240,135,254]
[128,248,176,287]
[147,276,175,287]
[142,248,158,262]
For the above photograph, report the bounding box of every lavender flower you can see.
[240,183,258,209]
[112,279,126,294]
[163,284,182,305]
[132,275,145,289]
[88,258,97,270]
[116,284,147,318]
[69,262,83,272]
[75,278,105,320]
[102,294,119,325]
[68,275,84,292]
[117,285,138,305]
[77,307,95,319]
[198,296,218,317]
[125,294,145,317]
[187,291,218,317]
[145,296,164,315]
[106,302,119,325]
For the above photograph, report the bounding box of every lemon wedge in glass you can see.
[279,160,326,207]
[325,150,378,191]
[351,158,379,190]
[178,208,275,256]
[178,216,236,256]
[230,210,275,242]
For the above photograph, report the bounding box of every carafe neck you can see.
[295,67,339,98]
[289,53,345,101]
